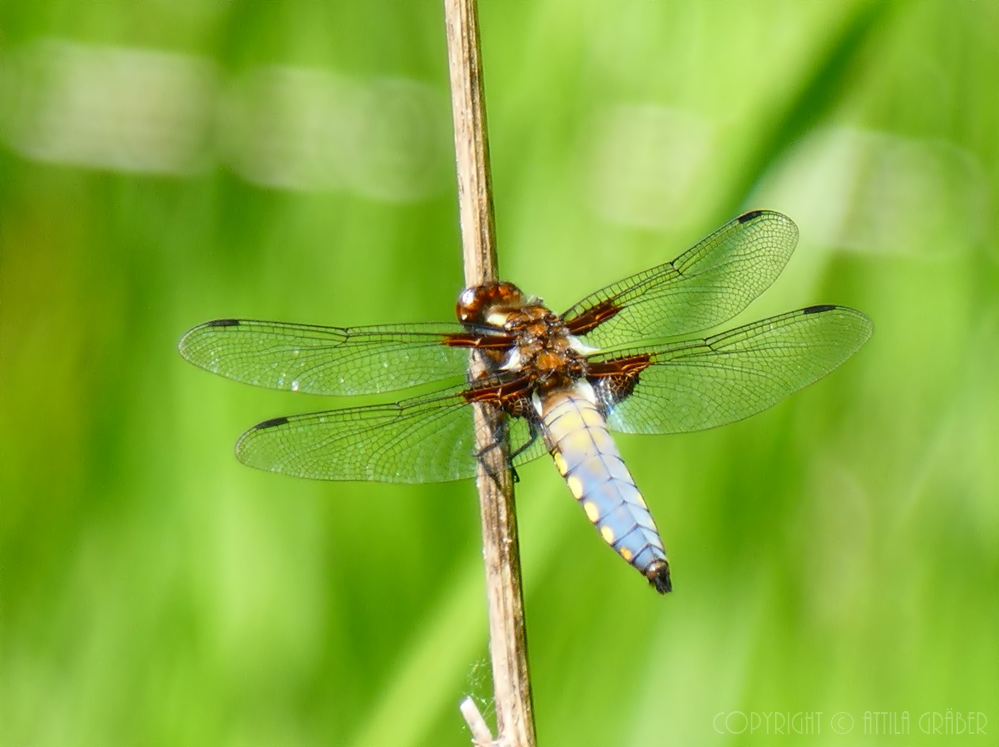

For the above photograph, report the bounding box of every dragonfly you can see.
[179,210,871,594]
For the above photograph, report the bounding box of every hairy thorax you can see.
[456,281,590,395]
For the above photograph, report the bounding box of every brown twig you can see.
[443,1,537,746]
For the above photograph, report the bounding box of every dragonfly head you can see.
[456,281,529,327]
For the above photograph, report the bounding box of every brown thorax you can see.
[457,281,589,393]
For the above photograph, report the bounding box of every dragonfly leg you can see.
[473,436,504,462]
[473,415,537,490]
[472,423,511,493]
[509,422,539,462]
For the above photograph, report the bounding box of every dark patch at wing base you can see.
[587,354,653,378]
[443,332,517,349]
[587,354,653,409]
[564,299,623,336]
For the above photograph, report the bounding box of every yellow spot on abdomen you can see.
[620,547,633,562]
[633,491,647,509]
[555,412,585,435]
[583,501,599,522]
[600,525,615,544]
[562,429,592,455]
[553,451,568,475]
[566,475,585,500]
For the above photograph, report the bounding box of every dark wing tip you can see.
[802,304,838,315]
[736,208,795,228]
[647,560,673,594]
[255,416,290,430]
[178,319,241,357]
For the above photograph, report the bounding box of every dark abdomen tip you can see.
[647,560,672,594]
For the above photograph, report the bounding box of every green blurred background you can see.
[2,1,996,745]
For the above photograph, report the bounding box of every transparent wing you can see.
[563,210,799,347]
[235,383,547,483]
[179,319,473,396]
[591,305,872,435]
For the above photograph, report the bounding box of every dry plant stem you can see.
[444,0,537,746]
[460,697,495,747]
[445,0,497,283]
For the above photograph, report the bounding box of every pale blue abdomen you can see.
[539,383,672,593]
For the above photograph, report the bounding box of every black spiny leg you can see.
[472,412,515,493]
[509,419,540,462]
[473,411,540,492]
